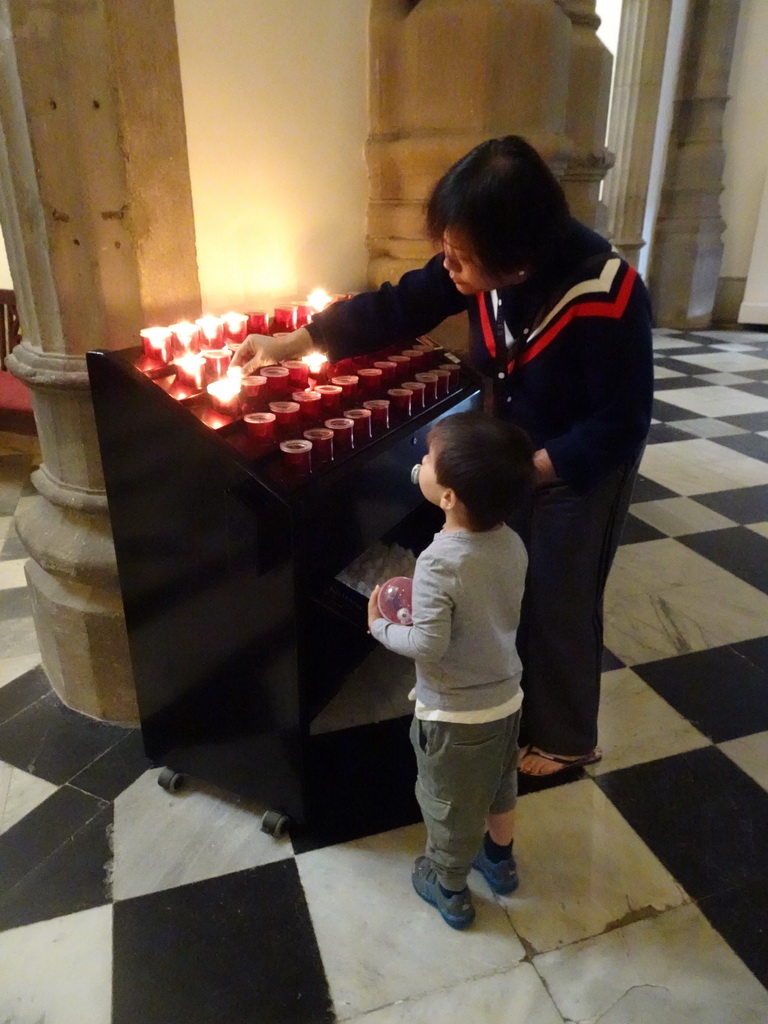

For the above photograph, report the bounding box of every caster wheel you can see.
[261,810,290,838]
[157,767,186,793]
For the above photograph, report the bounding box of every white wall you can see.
[721,0,768,280]
[0,223,11,289]
[173,0,370,315]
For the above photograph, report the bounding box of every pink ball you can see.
[377,577,413,625]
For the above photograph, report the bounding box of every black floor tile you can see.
[595,746,768,900]
[645,422,699,443]
[678,527,768,592]
[708,432,768,461]
[719,411,768,431]
[0,526,27,561]
[652,377,708,392]
[694,484,768,524]
[70,728,152,801]
[0,803,112,932]
[0,664,50,725]
[0,784,107,897]
[0,457,30,516]
[293,716,420,855]
[732,381,768,399]
[630,475,679,503]
[699,879,768,989]
[741,368,768,381]
[0,586,32,621]
[731,636,768,675]
[0,691,129,784]
[601,648,624,672]
[112,860,335,1024]
[619,513,666,545]
[633,645,768,743]
[651,399,701,422]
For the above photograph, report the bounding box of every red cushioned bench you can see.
[0,289,35,434]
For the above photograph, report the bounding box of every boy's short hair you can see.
[428,412,535,531]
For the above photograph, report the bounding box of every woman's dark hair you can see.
[426,135,571,276]
[428,411,535,531]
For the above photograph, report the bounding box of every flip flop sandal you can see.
[518,746,602,776]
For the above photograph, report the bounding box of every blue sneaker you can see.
[472,845,520,895]
[411,856,475,930]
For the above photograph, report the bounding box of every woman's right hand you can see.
[230,327,313,375]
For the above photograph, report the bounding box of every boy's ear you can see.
[439,487,457,511]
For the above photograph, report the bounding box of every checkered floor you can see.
[1,327,768,1024]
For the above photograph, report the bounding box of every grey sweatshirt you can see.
[371,526,528,712]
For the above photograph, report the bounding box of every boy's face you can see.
[418,442,444,507]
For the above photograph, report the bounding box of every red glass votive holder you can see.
[295,303,314,328]
[202,347,232,382]
[433,368,451,398]
[246,311,270,335]
[303,427,334,461]
[240,374,268,412]
[388,354,411,381]
[170,322,201,356]
[402,349,425,372]
[331,375,358,399]
[413,342,435,368]
[387,388,413,416]
[325,417,355,450]
[140,327,173,365]
[292,390,323,425]
[373,361,397,388]
[439,362,461,389]
[282,359,310,389]
[173,353,205,390]
[196,316,225,348]
[244,411,276,442]
[315,384,343,417]
[402,381,426,410]
[269,401,300,436]
[358,367,383,395]
[259,365,290,398]
[280,438,312,474]
[222,312,249,345]
[415,372,439,403]
[363,399,390,431]
[271,306,296,334]
[206,378,241,417]
[344,408,372,444]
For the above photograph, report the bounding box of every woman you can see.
[233,136,653,778]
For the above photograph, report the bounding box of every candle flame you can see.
[141,327,172,347]
[222,311,247,330]
[307,288,332,313]
[170,321,198,345]
[196,315,223,340]
[207,377,241,402]
[302,351,328,374]
[226,365,243,383]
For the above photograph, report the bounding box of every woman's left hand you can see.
[533,448,557,485]
[367,585,382,631]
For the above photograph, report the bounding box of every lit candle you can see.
[282,359,310,389]
[202,348,231,382]
[196,315,225,348]
[207,376,241,417]
[140,327,173,364]
[222,312,249,345]
[240,374,268,412]
[307,288,332,313]
[174,352,205,389]
[302,351,328,381]
[170,321,201,355]
[246,310,270,336]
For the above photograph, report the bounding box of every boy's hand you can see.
[367,585,382,631]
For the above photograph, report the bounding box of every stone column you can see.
[557,0,614,231]
[602,0,673,266]
[648,0,742,329]
[0,0,200,722]
[367,0,574,288]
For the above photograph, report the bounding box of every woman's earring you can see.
[518,269,527,279]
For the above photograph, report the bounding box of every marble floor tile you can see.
[533,902,768,1024]
[0,760,57,836]
[629,496,735,535]
[652,336,706,349]
[680,526,768,592]
[667,416,747,438]
[297,824,525,1020]
[1,616,39,659]
[690,329,768,344]
[695,371,754,385]
[653,365,686,379]
[639,438,768,494]
[748,521,768,538]
[111,768,292,900]
[718,731,768,792]
[0,904,112,1024]
[593,668,709,774]
[343,964,564,1024]
[605,554,768,666]
[0,654,41,689]
[0,557,26,590]
[674,351,768,373]
[649,385,768,420]
[503,780,686,955]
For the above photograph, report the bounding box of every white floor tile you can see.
[0,761,58,836]
[342,963,564,1024]
[594,668,709,774]
[297,824,525,1020]
[718,731,768,792]
[1,617,39,660]
[747,522,768,539]
[695,371,754,385]
[629,496,735,535]
[0,654,41,688]
[0,904,113,1024]
[503,780,686,954]
[673,352,768,373]
[652,337,704,350]
[112,768,292,900]
[654,366,685,379]
[639,438,768,494]
[668,418,747,439]
[650,386,768,419]
[0,557,27,591]
[534,902,768,1024]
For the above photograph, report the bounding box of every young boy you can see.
[367,411,534,929]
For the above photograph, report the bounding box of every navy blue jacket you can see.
[307,220,653,493]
